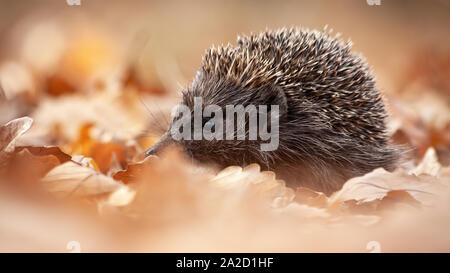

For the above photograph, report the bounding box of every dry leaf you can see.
[15,146,71,164]
[112,158,152,184]
[212,164,295,208]
[41,161,126,198]
[1,148,61,191]
[329,168,446,209]
[0,146,72,189]
[0,117,33,164]
[411,147,441,177]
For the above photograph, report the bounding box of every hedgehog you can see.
[146,27,400,195]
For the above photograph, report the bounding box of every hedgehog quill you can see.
[146,28,400,195]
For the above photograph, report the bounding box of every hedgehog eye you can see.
[204,119,216,132]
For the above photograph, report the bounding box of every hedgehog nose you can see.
[145,147,156,157]
[144,132,172,157]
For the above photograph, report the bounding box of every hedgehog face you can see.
[146,78,288,169]
[185,89,282,167]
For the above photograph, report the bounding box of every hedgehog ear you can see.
[264,85,288,117]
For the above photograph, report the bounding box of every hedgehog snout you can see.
[145,132,173,157]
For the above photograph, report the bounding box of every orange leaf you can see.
[112,159,151,184]
[15,146,71,165]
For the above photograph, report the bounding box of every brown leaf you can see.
[329,168,446,210]
[340,189,422,215]
[41,161,127,198]
[112,158,152,184]
[15,146,71,164]
[377,190,421,210]
[2,148,61,186]
[1,146,71,190]
[0,117,33,164]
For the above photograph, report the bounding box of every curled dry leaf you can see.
[411,147,441,177]
[329,167,447,210]
[0,117,33,164]
[329,145,450,212]
[112,157,152,184]
[1,148,61,191]
[211,164,295,208]
[277,192,382,227]
[1,145,73,192]
[15,145,72,164]
[41,161,129,199]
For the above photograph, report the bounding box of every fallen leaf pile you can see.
[0,12,449,252]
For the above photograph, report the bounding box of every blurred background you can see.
[0,0,449,155]
[1,0,449,89]
[0,0,449,252]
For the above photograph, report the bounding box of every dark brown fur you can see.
[147,28,400,195]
